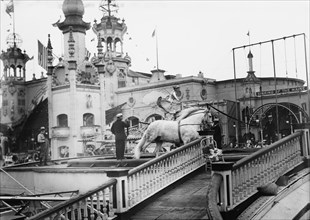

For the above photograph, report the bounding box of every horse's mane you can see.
[175,107,204,121]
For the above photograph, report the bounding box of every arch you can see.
[114,37,122,53]
[57,114,68,127]
[107,37,113,51]
[249,102,308,137]
[249,102,308,124]
[145,114,163,123]
[83,113,94,126]
[127,116,139,127]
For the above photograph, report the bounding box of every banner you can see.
[6,0,14,17]
[38,40,47,71]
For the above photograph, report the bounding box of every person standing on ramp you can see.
[111,113,129,160]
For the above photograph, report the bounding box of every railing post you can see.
[211,162,234,212]
[106,168,130,214]
[296,128,310,157]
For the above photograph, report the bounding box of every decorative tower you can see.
[56,0,91,65]
[49,0,104,159]
[242,50,261,132]
[92,0,131,108]
[0,33,31,127]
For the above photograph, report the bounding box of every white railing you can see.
[28,179,117,220]
[127,138,205,209]
[28,138,206,219]
[208,130,309,214]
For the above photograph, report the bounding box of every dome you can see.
[62,0,84,17]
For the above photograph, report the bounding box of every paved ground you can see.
[128,168,211,220]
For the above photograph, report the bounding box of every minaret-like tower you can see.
[56,0,90,65]
[242,50,261,132]
[92,0,131,108]
[49,0,107,159]
[0,34,31,126]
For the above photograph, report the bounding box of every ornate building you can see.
[1,0,309,160]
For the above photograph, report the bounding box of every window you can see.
[57,114,68,127]
[83,113,94,126]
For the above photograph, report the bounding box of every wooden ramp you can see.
[126,167,211,220]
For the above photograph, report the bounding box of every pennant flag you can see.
[247,31,250,36]
[151,29,156,38]
[6,0,14,17]
[38,40,48,71]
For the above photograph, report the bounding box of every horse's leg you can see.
[134,134,156,159]
[134,135,147,159]
[154,141,163,157]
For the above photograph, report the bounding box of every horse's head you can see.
[201,110,214,130]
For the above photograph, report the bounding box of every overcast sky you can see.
[1,0,309,82]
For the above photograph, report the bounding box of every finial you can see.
[47,34,54,66]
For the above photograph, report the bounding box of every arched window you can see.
[127,116,139,127]
[83,113,94,126]
[57,114,68,127]
[146,114,163,123]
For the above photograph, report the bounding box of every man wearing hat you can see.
[111,113,129,160]
[37,127,48,165]
[264,115,276,145]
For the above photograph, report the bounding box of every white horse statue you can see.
[134,107,213,159]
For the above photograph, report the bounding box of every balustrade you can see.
[28,179,117,220]
[210,130,308,214]
[127,138,204,209]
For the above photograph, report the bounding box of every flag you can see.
[247,31,250,36]
[6,0,14,17]
[38,40,48,71]
[152,29,156,37]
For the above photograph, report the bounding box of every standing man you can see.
[37,127,48,165]
[264,115,276,145]
[111,113,129,160]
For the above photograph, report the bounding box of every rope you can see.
[284,38,289,80]
[294,36,298,78]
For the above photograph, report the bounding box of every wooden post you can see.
[211,162,234,212]
[106,168,130,214]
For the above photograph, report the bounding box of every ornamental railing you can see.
[28,179,117,220]
[127,138,205,209]
[29,137,206,219]
[207,128,310,216]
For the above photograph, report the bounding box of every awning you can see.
[105,102,127,125]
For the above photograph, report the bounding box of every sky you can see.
[0,0,309,83]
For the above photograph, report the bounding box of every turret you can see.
[55,0,90,64]
[0,33,31,125]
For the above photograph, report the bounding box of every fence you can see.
[28,138,206,219]
[208,129,309,215]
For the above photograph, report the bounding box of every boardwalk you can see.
[127,168,211,220]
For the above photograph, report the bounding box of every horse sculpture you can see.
[133,107,213,159]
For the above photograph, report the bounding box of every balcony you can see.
[51,126,70,138]
[80,125,101,138]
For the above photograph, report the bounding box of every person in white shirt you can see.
[37,127,47,165]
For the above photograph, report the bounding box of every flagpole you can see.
[155,28,159,70]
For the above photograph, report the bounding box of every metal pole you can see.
[232,49,239,145]
[271,40,280,139]
[303,34,310,120]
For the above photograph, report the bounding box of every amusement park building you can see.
[0,0,309,160]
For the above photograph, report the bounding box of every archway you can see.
[145,114,163,123]
[249,102,308,139]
